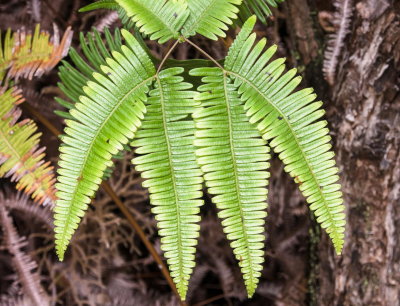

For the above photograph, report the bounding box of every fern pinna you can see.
[55,0,345,300]
[0,88,56,205]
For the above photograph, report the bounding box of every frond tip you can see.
[225,17,346,254]
[131,67,203,300]
[0,88,56,205]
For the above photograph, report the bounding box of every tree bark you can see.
[280,0,400,305]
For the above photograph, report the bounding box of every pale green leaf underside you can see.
[54,29,156,260]
[131,67,203,299]
[190,67,270,297]
[225,16,346,254]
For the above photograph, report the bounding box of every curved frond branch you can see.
[225,17,346,254]
[0,88,56,205]
[181,0,242,40]
[0,204,49,305]
[114,0,189,43]
[190,67,270,297]
[54,29,156,261]
[131,67,203,300]
[0,24,72,82]
[3,192,54,231]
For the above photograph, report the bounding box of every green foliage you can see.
[224,17,345,253]
[80,0,284,42]
[238,0,286,24]
[181,0,241,40]
[54,29,155,260]
[0,88,56,205]
[55,0,345,300]
[114,0,189,43]
[191,67,270,296]
[131,68,203,299]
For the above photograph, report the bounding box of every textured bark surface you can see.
[283,0,400,305]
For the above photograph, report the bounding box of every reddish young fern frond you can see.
[322,0,353,85]
[0,204,49,305]
[0,24,72,81]
[0,88,56,205]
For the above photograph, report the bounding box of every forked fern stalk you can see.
[322,0,353,85]
[0,24,72,82]
[0,88,56,205]
[55,0,345,300]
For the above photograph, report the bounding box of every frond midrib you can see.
[57,74,156,252]
[156,76,185,286]
[228,70,340,242]
[222,72,256,288]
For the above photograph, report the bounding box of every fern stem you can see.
[184,38,224,69]
[157,40,180,73]
[23,103,184,304]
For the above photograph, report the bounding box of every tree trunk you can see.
[277,0,400,305]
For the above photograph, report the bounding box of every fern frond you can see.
[322,0,353,85]
[181,0,242,40]
[131,67,203,299]
[0,205,49,305]
[0,88,56,205]
[79,0,119,12]
[225,17,346,254]
[54,29,156,261]
[190,67,270,297]
[0,24,72,82]
[114,0,189,43]
[238,0,285,24]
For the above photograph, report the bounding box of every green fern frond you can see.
[181,0,242,40]
[114,0,189,43]
[0,24,72,82]
[238,0,285,24]
[131,67,203,299]
[0,88,56,205]
[225,17,345,254]
[190,67,270,297]
[79,0,119,12]
[54,29,156,261]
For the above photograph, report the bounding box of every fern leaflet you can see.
[238,0,285,24]
[131,67,203,299]
[0,88,56,205]
[54,29,156,260]
[114,0,189,43]
[190,67,270,297]
[225,16,345,253]
[181,0,242,40]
